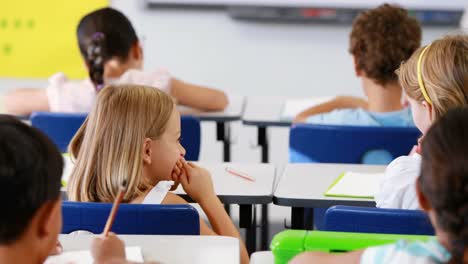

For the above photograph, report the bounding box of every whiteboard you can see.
[147,0,466,10]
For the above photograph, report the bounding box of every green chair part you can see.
[270,230,433,264]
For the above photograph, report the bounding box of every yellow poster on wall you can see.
[0,0,108,79]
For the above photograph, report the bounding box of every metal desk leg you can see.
[291,207,308,230]
[258,127,268,163]
[217,122,232,215]
[216,121,231,162]
[240,204,256,254]
[258,126,270,250]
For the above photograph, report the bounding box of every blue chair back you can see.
[62,202,200,235]
[31,112,86,153]
[31,112,201,160]
[180,115,201,161]
[324,205,434,235]
[289,124,420,164]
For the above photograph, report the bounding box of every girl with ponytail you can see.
[5,7,228,115]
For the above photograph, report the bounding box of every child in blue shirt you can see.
[294,4,420,128]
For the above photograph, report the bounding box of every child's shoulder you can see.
[162,192,188,205]
[117,68,172,92]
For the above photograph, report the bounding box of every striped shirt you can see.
[361,239,451,264]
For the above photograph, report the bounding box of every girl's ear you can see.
[422,100,434,122]
[142,138,152,165]
[131,41,143,61]
[416,179,431,212]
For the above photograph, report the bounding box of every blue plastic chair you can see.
[30,112,86,153]
[288,124,420,230]
[62,202,200,235]
[324,205,434,235]
[180,115,201,161]
[30,112,201,160]
[289,124,420,164]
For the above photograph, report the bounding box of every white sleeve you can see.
[375,155,421,209]
[360,244,397,264]
[45,72,69,112]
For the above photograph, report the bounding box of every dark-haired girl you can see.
[5,7,228,115]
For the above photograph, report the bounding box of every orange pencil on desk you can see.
[103,180,127,236]
[225,167,255,182]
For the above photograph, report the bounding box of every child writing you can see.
[293,4,420,127]
[4,7,228,115]
[376,34,468,209]
[66,84,249,264]
[290,107,468,264]
[0,115,132,263]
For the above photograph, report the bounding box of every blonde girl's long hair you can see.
[397,34,468,120]
[67,84,175,202]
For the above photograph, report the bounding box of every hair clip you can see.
[92,32,105,41]
[96,84,104,91]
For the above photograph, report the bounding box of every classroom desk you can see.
[57,234,240,264]
[179,95,245,162]
[274,163,386,230]
[62,158,276,256]
[175,162,275,255]
[250,251,274,264]
[241,96,293,250]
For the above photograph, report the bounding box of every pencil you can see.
[225,167,255,182]
[103,180,127,236]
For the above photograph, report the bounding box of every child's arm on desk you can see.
[170,78,229,112]
[176,162,249,264]
[293,96,368,123]
[4,88,49,115]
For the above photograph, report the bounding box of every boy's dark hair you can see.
[419,107,468,264]
[0,115,63,245]
[349,4,421,86]
[77,7,138,90]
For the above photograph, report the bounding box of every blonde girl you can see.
[376,34,468,209]
[67,84,248,264]
[291,107,468,264]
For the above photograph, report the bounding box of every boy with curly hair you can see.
[294,4,421,128]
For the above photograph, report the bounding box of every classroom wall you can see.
[110,0,457,98]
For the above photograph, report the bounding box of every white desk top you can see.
[57,234,240,264]
[242,96,289,127]
[174,162,276,204]
[62,158,276,205]
[242,96,336,127]
[179,95,245,122]
[274,163,386,207]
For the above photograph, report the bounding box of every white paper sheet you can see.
[325,171,383,198]
[45,246,143,264]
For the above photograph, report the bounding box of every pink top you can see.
[46,69,172,113]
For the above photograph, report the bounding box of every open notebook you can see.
[324,172,384,199]
[280,97,333,121]
[45,246,143,264]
